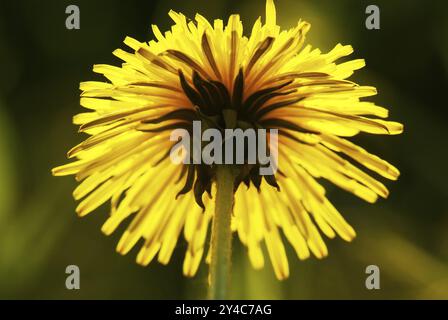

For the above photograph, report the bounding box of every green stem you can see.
[208,165,234,300]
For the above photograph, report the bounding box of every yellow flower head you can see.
[53,0,403,280]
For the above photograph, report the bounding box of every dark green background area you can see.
[0,0,446,299]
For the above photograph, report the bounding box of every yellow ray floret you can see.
[52,0,402,280]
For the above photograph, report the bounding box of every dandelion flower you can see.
[53,0,403,293]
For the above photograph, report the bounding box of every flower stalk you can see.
[208,165,234,300]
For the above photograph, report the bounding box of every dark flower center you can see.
[143,68,302,208]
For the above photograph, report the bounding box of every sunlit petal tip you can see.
[52,163,79,176]
[183,250,203,278]
[136,251,149,267]
[357,58,366,67]
[265,0,277,26]
[297,251,310,261]
[316,251,328,260]
[116,231,137,255]
[341,228,357,242]
[366,194,379,204]
[275,271,289,281]
[72,191,82,201]
[391,122,404,135]
[51,166,64,176]
[112,49,122,58]
[74,200,93,217]
[248,246,265,270]
[157,250,171,265]
[309,241,329,259]
[137,244,160,266]
[389,167,400,180]
[101,220,115,236]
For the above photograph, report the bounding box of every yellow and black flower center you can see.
[142,66,306,209]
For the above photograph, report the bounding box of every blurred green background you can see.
[0,0,447,299]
